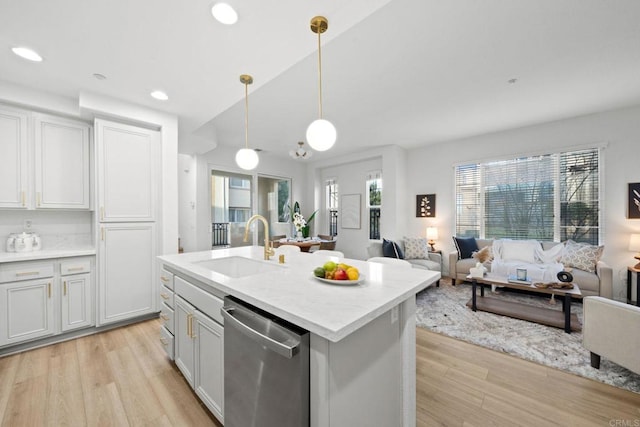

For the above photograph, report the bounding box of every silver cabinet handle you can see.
[221,306,299,359]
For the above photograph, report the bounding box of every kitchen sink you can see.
[193,256,283,278]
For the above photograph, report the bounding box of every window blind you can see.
[454,148,600,244]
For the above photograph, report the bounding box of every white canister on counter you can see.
[5,233,19,252]
[14,232,34,252]
[31,233,41,251]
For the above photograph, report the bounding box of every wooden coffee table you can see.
[466,274,582,333]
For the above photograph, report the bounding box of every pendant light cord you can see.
[317,29,323,119]
[244,80,249,149]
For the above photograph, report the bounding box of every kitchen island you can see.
[158,246,439,426]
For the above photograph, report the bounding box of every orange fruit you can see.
[346,268,359,280]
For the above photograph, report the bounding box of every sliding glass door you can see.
[210,170,253,248]
[257,175,292,244]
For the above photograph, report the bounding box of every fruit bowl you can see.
[312,275,365,286]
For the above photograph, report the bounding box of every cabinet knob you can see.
[160,293,170,300]
[160,337,168,346]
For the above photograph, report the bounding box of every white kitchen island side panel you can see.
[311,303,413,427]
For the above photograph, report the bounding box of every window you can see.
[326,178,339,236]
[454,148,600,244]
[366,171,382,240]
[229,208,251,223]
[229,177,250,189]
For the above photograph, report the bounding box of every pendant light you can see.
[306,16,336,152]
[289,141,313,159]
[235,74,259,170]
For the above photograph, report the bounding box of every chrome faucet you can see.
[244,214,275,260]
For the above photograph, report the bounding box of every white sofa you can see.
[448,238,613,298]
[367,240,441,286]
[583,296,640,374]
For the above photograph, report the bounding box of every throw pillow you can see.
[472,246,494,263]
[501,240,540,264]
[453,236,479,259]
[403,237,430,259]
[560,240,603,273]
[382,238,404,259]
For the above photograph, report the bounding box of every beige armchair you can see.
[583,297,640,375]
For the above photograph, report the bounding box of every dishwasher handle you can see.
[221,306,300,359]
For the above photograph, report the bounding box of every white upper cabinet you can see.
[0,107,29,209]
[34,114,91,209]
[96,119,159,222]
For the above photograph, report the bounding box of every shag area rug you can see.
[416,279,640,394]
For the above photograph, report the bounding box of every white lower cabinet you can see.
[99,223,156,325]
[0,278,55,346]
[173,282,224,424]
[0,257,94,348]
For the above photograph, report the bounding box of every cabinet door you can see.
[0,278,55,346]
[34,115,90,209]
[0,107,29,209]
[61,272,93,332]
[96,119,159,222]
[98,223,156,325]
[175,295,196,387]
[194,311,224,423]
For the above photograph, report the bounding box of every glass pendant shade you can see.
[235,148,259,170]
[306,119,336,152]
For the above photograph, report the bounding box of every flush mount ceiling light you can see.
[211,3,238,25]
[150,90,169,101]
[306,16,336,152]
[11,46,43,62]
[289,141,313,160]
[235,74,259,170]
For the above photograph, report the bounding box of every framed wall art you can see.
[416,194,436,218]
[341,194,361,229]
[628,182,640,219]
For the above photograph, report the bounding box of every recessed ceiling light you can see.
[150,90,169,101]
[11,47,43,62]
[211,3,238,25]
[93,73,107,80]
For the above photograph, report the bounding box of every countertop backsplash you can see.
[0,210,94,253]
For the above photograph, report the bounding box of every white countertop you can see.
[0,248,96,263]
[159,246,439,342]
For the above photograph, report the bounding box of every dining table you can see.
[275,239,322,252]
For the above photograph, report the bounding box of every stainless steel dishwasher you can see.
[221,296,310,427]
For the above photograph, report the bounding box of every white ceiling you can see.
[2,0,640,161]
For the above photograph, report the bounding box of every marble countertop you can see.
[159,246,439,342]
[0,248,96,263]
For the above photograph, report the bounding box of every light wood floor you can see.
[1,319,639,426]
[0,319,221,427]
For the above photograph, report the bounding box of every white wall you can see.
[404,104,640,301]
[178,154,197,253]
[307,145,408,260]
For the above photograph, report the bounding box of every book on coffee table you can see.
[507,275,532,285]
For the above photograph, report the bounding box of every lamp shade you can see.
[629,234,640,252]
[426,227,439,241]
[306,119,336,151]
[235,148,259,170]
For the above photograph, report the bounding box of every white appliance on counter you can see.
[5,232,41,252]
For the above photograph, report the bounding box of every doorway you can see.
[257,175,292,244]
[210,170,253,248]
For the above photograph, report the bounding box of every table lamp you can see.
[426,227,439,252]
[629,234,640,269]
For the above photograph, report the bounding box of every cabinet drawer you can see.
[159,285,174,309]
[60,259,92,275]
[160,326,174,360]
[160,303,174,334]
[159,268,174,291]
[0,261,55,283]
[175,276,224,324]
